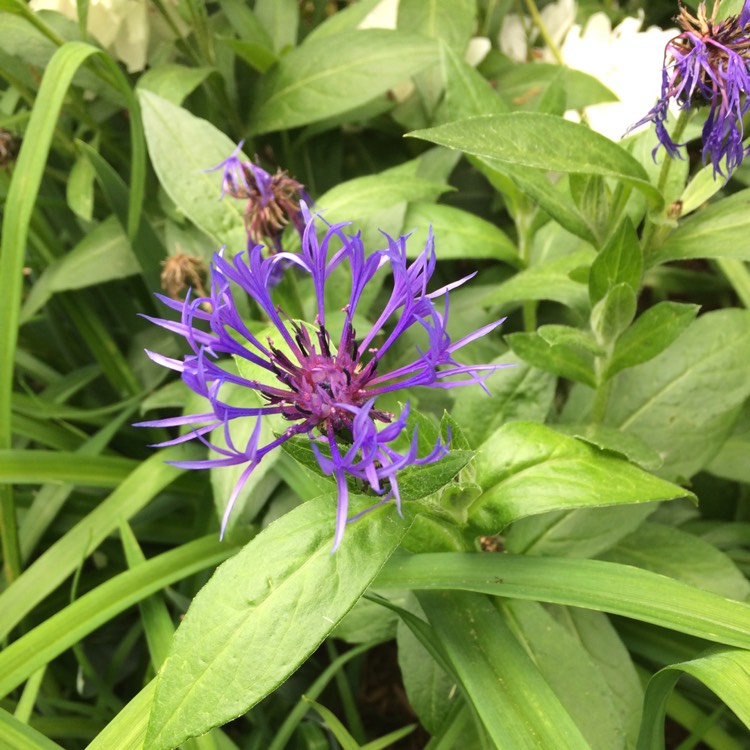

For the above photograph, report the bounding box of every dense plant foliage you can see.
[2,1,750,748]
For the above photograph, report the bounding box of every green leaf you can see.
[638,648,750,749]
[254,0,298,53]
[398,0,475,53]
[590,283,637,345]
[469,421,693,532]
[87,682,155,750]
[606,302,699,378]
[605,309,750,481]
[138,89,247,251]
[600,522,750,601]
[679,164,724,216]
[145,495,410,750]
[408,113,664,209]
[20,217,140,322]
[0,706,65,750]
[451,351,556,448]
[439,40,508,121]
[376,553,750,649]
[395,600,455,734]
[500,599,633,749]
[554,423,663,470]
[707,405,750,482]
[650,188,750,265]
[550,607,643,746]
[136,64,212,105]
[419,591,593,748]
[537,325,604,356]
[496,63,618,112]
[505,504,658,559]
[0,447,197,641]
[506,332,597,387]
[0,450,135,486]
[0,535,236,698]
[77,141,164,292]
[249,30,437,133]
[305,0,382,42]
[66,145,96,221]
[588,217,642,305]
[494,163,598,243]
[220,37,276,73]
[403,202,519,264]
[317,174,450,224]
[483,248,593,315]
[568,174,610,241]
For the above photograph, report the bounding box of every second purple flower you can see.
[632,0,750,178]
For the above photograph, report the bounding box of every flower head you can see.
[137,207,506,549]
[160,252,208,301]
[630,0,750,178]
[207,143,309,253]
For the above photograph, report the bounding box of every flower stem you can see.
[523,0,565,65]
[641,109,691,257]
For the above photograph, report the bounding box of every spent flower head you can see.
[207,143,309,253]
[137,206,506,549]
[630,0,750,178]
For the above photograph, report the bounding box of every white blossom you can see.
[30,0,184,72]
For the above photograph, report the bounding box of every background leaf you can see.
[248,30,438,133]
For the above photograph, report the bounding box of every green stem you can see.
[523,0,565,65]
[590,375,612,426]
[1,487,22,583]
[641,109,691,258]
[716,258,750,308]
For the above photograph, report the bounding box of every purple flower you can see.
[630,0,750,178]
[137,207,506,549]
[206,143,309,253]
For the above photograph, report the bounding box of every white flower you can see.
[30,0,184,72]
[561,12,677,140]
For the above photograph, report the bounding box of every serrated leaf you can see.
[470,421,693,532]
[248,30,438,133]
[146,495,409,750]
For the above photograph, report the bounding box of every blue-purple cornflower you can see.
[632,0,750,178]
[137,206,505,550]
[207,143,309,253]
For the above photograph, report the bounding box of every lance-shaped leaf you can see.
[146,495,410,750]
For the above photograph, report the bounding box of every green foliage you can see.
[4,2,750,748]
